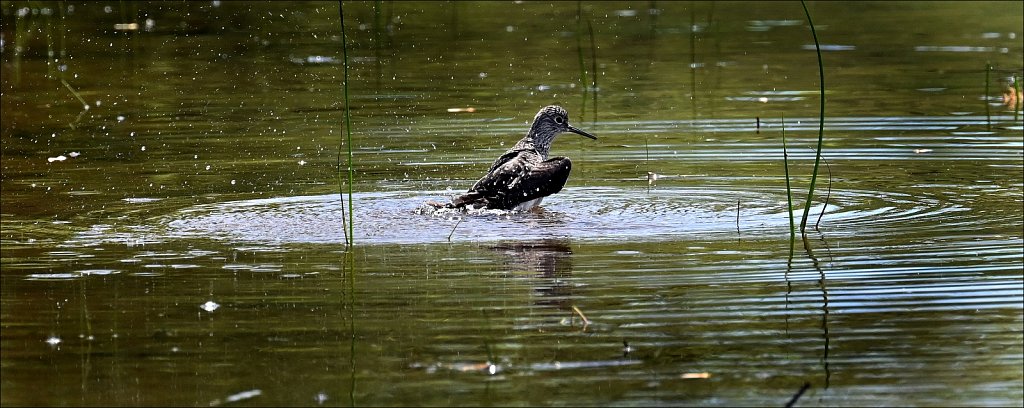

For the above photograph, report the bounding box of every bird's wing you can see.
[450,151,572,210]
[511,156,572,203]
[470,150,532,192]
[484,149,525,174]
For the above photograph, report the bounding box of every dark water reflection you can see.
[2,1,1023,406]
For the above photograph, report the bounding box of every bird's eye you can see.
[554,116,565,124]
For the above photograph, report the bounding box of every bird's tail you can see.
[426,191,486,209]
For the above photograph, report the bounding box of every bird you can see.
[433,105,597,211]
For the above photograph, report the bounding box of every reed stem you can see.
[571,305,590,326]
[735,198,741,234]
[60,78,89,111]
[1015,74,1021,122]
[339,1,355,246]
[587,19,598,123]
[782,115,795,248]
[447,217,462,242]
[576,1,588,123]
[815,154,832,230]
[985,62,992,131]
[799,0,825,235]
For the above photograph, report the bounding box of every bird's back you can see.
[449,148,571,210]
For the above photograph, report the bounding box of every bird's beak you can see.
[567,125,597,140]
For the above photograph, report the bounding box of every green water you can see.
[2,1,1022,406]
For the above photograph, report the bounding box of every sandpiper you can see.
[435,105,597,211]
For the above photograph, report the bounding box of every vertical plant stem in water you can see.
[447,217,462,242]
[59,1,67,61]
[782,115,796,250]
[799,0,825,234]
[707,2,720,117]
[588,19,598,123]
[815,154,832,230]
[336,4,349,245]
[575,1,588,123]
[985,62,992,131]
[344,250,357,405]
[645,135,652,194]
[735,198,740,234]
[45,6,55,78]
[339,1,355,246]
[689,5,697,118]
[1015,74,1022,122]
[373,1,383,89]
[480,308,497,364]
[13,4,22,84]
[803,236,832,387]
[54,4,88,129]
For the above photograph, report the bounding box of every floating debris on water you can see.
[647,172,659,185]
[210,389,262,406]
[200,301,220,312]
[113,23,139,31]
[289,55,340,65]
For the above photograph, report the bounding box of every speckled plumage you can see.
[441,105,597,211]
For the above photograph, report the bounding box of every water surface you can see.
[2,1,1022,406]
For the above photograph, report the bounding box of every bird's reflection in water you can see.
[489,238,575,309]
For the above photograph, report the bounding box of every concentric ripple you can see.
[66,184,1015,246]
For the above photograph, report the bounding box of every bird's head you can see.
[528,105,597,149]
